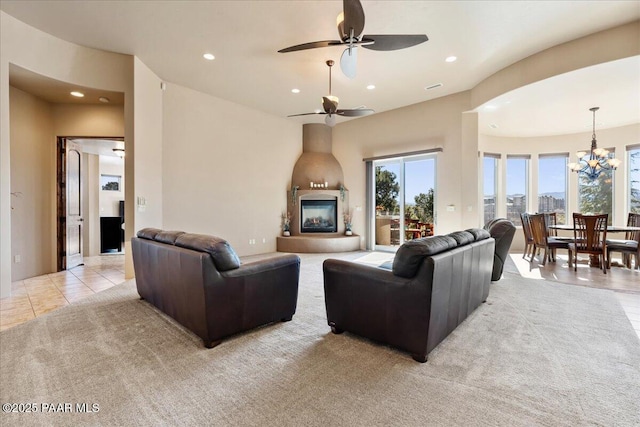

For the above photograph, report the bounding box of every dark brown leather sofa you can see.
[132,228,300,348]
[323,228,494,363]
[483,218,516,281]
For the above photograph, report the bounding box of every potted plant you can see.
[281,211,292,236]
[343,210,353,236]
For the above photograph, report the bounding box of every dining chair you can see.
[568,213,608,274]
[520,213,534,260]
[528,213,570,265]
[606,212,640,270]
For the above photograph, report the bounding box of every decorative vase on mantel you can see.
[283,230,290,237]
[345,226,352,236]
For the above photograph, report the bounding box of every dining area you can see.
[520,212,640,274]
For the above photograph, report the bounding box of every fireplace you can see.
[301,199,337,233]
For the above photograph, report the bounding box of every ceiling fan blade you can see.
[342,0,365,40]
[322,97,338,114]
[287,112,326,117]
[278,40,343,53]
[361,34,428,51]
[340,47,358,79]
[336,108,375,117]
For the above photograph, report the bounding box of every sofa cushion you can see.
[466,227,491,241]
[137,228,163,240]
[155,230,185,245]
[175,233,241,271]
[448,231,474,246]
[392,236,457,278]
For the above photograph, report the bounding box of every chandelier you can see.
[568,107,621,180]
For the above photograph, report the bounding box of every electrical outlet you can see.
[262,238,266,243]
[14,255,21,263]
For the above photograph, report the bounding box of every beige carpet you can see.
[1,252,639,426]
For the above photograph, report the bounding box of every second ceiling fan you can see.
[288,60,374,126]
[278,0,428,78]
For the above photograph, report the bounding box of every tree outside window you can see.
[577,153,614,224]
[375,166,399,215]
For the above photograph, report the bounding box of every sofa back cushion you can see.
[175,233,241,272]
[466,228,491,241]
[155,230,186,244]
[392,235,457,278]
[137,228,163,240]
[447,230,474,246]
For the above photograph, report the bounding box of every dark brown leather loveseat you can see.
[132,228,300,348]
[323,228,494,362]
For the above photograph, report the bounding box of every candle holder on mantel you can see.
[310,181,329,189]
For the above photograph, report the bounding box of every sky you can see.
[484,156,567,196]
[377,158,435,204]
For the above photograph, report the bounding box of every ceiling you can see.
[2,1,639,137]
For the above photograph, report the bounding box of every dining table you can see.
[548,224,640,233]
[548,223,640,267]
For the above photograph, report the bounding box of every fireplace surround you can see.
[276,123,360,253]
[300,199,337,233]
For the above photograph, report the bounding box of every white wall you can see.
[82,153,100,256]
[9,87,54,281]
[162,83,301,255]
[99,156,125,217]
[0,11,134,297]
[333,91,477,237]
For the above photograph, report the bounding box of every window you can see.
[483,154,498,225]
[506,156,529,224]
[372,154,437,249]
[629,145,640,214]
[577,152,614,224]
[538,154,567,224]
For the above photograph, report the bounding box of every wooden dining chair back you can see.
[606,212,640,270]
[528,213,569,265]
[520,213,534,260]
[543,212,558,236]
[569,213,608,273]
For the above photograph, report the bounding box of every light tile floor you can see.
[0,255,125,331]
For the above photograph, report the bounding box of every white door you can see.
[66,140,83,269]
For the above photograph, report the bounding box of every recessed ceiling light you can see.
[489,123,499,129]
[485,105,497,110]
[445,56,457,63]
[70,91,84,98]
[291,88,300,94]
[425,83,443,90]
[366,84,376,90]
[99,96,110,103]
[203,53,215,60]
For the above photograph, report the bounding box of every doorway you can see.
[56,137,125,271]
[373,154,437,251]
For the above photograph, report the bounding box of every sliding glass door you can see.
[373,154,436,251]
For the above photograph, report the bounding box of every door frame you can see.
[56,136,124,271]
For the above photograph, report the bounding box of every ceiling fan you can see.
[288,60,374,126]
[278,0,428,78]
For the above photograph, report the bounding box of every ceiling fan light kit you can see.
[278,0,428,79]
[288,60,374,125]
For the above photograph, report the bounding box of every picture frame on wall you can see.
[101,174,121,191]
